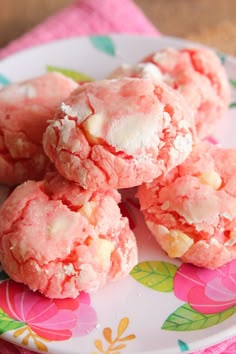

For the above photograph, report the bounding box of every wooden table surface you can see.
[1,0,236,55]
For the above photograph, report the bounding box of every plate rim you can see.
[0,33,236,65]
[0,33,235,354]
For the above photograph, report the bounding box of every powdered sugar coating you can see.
[108,62,163,82]
[109,48,230,139]
[0,72,77,185]
[0,173,137,298]
[142,47,230,138]
[137,142,236,269]
[43,78,195,190]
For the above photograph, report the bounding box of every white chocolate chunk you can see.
[49,215,76,239]
[199,170,222,190]
[146,223,193,258]
[94,239,115,266]
[80,201,96,220]
[83,113,105,144]
[165,230,194,258]
[161,201,170,211]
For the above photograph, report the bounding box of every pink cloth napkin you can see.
[0,0,235,353]
[0,0,157,59]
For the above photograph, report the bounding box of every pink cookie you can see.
[43,78,195,190]
[109,48,230,139]
[137,141,236,269]
[142,47,230,138]
[0,72,77,185]
[0,173,137,298]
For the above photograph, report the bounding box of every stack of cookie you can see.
[0,46,234,299]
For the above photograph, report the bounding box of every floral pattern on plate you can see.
[0,35,236,353]
[0,270,97,351]
[92,317,136,354]
[126,198,236,333]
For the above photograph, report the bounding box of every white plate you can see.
[0,35,235,354]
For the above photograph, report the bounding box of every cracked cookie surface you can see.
[109,47,230,139]
[137,141,236,269]
[43,78,195,190]
[0,173,137,298]
[0,72,77,185]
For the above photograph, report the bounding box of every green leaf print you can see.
[130,261,178,292]
[229,102,236,109]
[0,308,25,334]
[216,51,226,65]
[162,303,236,331]
[89,36,116,56]
[47,66,93,82]
[0,73,10,86]
[230,79,236,89]
[178,339,189,352]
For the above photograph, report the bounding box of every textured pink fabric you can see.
[0,0,158,59]
[0,0,235,353]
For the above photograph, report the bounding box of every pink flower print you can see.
[174,260,236,314]
[0,279,97,341]
[224,342,236,354]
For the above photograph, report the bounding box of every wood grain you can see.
[135,0,236,37]
[0,0,73,47]
[135,0,236,55]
